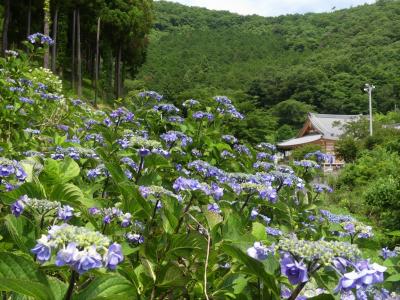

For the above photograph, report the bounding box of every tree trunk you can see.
[72,9,76,91]
[2,0,10,55]
[51,6,59,73]
[43,0,51,68]
[114,45,122,98]
[94,17,101,106]
[27,0,32,37]
[77,8,82,97]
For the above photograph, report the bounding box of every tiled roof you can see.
[306,113,361,140]
[277,134,322,148]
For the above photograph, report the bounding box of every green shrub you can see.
[363,176,400,230]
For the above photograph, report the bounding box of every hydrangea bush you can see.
[0,36,399,299]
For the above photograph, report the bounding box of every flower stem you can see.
[135,157,145,184]
[151,200,160,221]
[175,196,193,233]
[240,193,252,213]
[288,281,307,300]
[101,176,110,198]
[64,270,78,300]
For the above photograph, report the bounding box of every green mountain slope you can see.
[137,0,400,114]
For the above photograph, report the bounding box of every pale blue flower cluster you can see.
[11,195,74,221]
[31,224,123,273]
[138,91,163,101]
[27,33,54,45]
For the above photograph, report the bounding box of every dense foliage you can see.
[331,115,400,235]
[0,37,399,300]
[137,0,400,115]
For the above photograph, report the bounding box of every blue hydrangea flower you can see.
[126,233,144,244]
[266,227,282,236]
[280,253,308,285]
[138,91,163,101]
[11,199,25,217]
[247,242,272,261]
[58,205,74,221]
[208,203,221,214]
[105,243,124,270]
[334,260,386,293]
[31,236,52,263]
[55,242,79,267]
[27,33,54,45]
[74,246,103,274]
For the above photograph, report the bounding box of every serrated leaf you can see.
[40,158,80,185]
[1,182,46,204]
[50,183,84,204]
[73,274,136,300]
[0,252,54,300]
[3,215,32,252]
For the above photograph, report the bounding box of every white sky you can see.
[162,0,376,16]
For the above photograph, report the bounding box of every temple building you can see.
[277,113,361,165]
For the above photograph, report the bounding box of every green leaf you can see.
[252,222,267,240]
[47,276,68,300]
[232,275,247,294]
[387,230,400,237]
[157,263,186,287]
[385,273,400,282]
[141,258,157,282]
[222,243,279,297]
[166,233,204,258]
[1,182,46,204]
[204,209,223,230]
[40,158,80,185]
[3,215,34,252]
[50,183,85,204]
[0,252,54,299]
[73,274,137,300]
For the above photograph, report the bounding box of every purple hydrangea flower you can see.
[121,213,132,227]
[153,103,180,113]
[105,243,124,270]
[27,33,54,45]
[334,260,386,293]
[138,91,163,101]
[126,233,144,244]
[31,238,52,263]
[333,257,350,273]
[58,205,74,221]
[88,207,100,215]
[55,242,79,266]
[74,246,103,274]
[138,148,151,157]
[208,203,221,214]
[266,227,282,236]
[247,242,272,261]
[280,253,308,285]
[11,199,25,217]
[381,247,398,260]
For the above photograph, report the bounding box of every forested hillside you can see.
[137,0,400,116]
